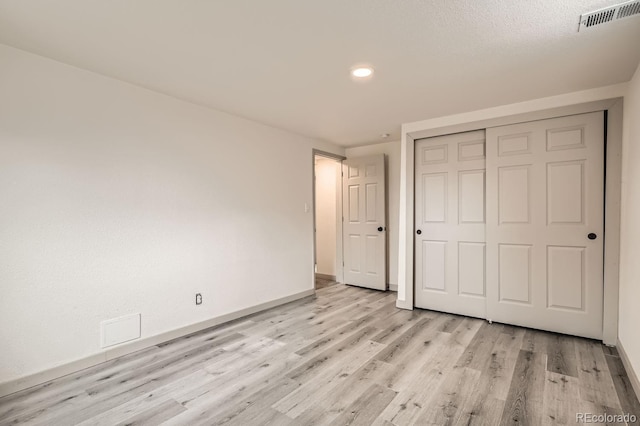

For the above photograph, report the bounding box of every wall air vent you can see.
[579,0,640,31]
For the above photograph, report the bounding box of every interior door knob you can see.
[588,233,597,240]
[377,226,384,232]
[416,230,422,235]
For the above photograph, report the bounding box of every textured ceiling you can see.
[0,1,639,146]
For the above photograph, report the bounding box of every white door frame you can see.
[312,149,346,288]
[396,83,626,345]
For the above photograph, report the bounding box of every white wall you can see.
[619,62,640,386]
[314,157,338,276]
[345,141,400,289]
[0,44,344,385]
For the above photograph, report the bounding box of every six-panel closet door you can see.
[414,130,487,319]
[485,112,604,339]
[414,112,605,339]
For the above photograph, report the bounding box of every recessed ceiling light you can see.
[351,67,373,78]
[381,133,390,138]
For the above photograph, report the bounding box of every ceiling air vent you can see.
[579,0,640,31]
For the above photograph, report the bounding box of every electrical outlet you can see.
[195,293,202,305]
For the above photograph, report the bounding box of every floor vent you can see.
[579,0,640,31]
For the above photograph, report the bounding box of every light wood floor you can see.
[1,282,639,425]
[315,276,338,290]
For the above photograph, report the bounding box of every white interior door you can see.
[486,112,604,339]
[342,154,387,290]
[414,130,487,318]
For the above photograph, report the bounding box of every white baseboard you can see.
[617,338,640,401]
[0,289,315,398]
[388,284,398,292]
[315,273,336,281]
[396,298,413,310]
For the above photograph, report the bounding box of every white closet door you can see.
[414,130,486,318]
[342,154,387,290]
[486,112,604,339]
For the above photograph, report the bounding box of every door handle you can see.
[416,230,422,235]
[377,226,384,232]
[588,233,597,240]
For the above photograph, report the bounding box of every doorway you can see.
[398,97,623,345]
[313,152,343,289]
[312,150,389,291]
[413,111,605,339]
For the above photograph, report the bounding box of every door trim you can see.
[397,84,625,345]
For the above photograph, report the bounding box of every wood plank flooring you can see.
[1,282,639,425]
